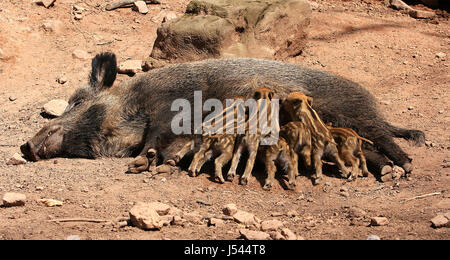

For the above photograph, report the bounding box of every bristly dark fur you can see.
[90,52,117,89]
[61,104,107,159]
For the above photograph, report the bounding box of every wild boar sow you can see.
[21,53,424,175]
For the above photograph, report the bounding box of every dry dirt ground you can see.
[0,0,449,240]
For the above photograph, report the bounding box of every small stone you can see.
[340,191,350,197]
[408,106,414,110]
[209,218,225,227]
[233,210,258,226]
[36,186,44,191]
[223,203,238,216]
[38,198,63,207]
[271,232,285,240]
[73,5,85,12]
[425,140,433,147]
[281,228,297,240]
[270,212,284,217]
[133,1,149,14]
[129,202,163,230]
[436,52,446,60]
[409,9,436,19]
[56,76,67,84]
[172,216,185,226]
[261,219,283,231]
[74,14,83,20]
[66,235,81,240]
[6,153,27,165]
[183,211,203,225]
[118,60,143,75]
[239,229,270,240]
[430,214,449,228]
[370,217,389,226]
[367,235,381,240]
[42,99,68,117]
[287,210,298,217]
[42,20,62,33]
[36,0,56,8]
[117,221,128,228]
[348,207,367,218]
[72,49,90,60]
[2,192,26,207]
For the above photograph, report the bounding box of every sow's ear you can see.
[89,52,117,91]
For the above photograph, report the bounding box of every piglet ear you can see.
[89,52,117,91]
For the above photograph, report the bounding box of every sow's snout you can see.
[21,124,64,161]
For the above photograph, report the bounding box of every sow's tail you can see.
[386,124,426,146]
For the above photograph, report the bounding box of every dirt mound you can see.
[150,0,311,63]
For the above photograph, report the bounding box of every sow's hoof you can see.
[127,156,149,174]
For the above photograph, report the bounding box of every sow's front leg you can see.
[127,125,168,174]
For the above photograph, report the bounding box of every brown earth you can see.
[0,0,449,240]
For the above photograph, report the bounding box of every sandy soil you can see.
[0,0,448,240]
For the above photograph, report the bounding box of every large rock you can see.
[129,202,163,230]
[150,0,311,63]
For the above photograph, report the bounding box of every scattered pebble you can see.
[2,192,26,207]
[38,198,63,207]
[6,153,27,166]
[430,213,449,228]
[8,96,17,102]
[233,210,259,226]
[42,99,68,117]
[56,76,67,84]
[72,49,90,60]
[42,20,62,33]
[209,218,225,227]
[36,0,56,8]
[223,203,238,216]
[436,52,446,60]
[183,211,203,225]
[118,60,143,75]
[66,235,81,240]
[260,219,283,232]
[370,217,389,226]
[281,228,297,240]
[367,235,381,240]
[133,1,149,14]
[239,229,270,240]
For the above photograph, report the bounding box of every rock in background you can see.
[149,0,311,65]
